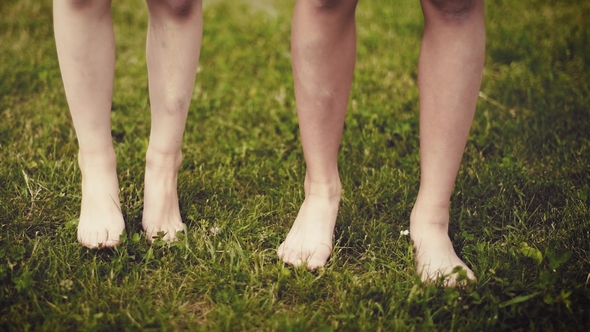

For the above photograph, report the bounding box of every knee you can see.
[146,0,199,18]
[426,0,477,22]
[309,0,343,9]
[163,97,190,115]
[63,0,111,12]
[162,0,196,17]
[304,0,358,12]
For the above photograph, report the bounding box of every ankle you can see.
[145,147,182,170]
[410,200,450,230]
[78,147,117,173]
[303,173,342,199]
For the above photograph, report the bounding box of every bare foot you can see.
[142,149,186,243]
[77,150,125,249]
[278,179,341,270]
[410,203,475,286]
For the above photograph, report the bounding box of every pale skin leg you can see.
[142,0,203,242]
[54,0,124,248]
[54,0,202,247]
[410,0,485,285]
[278,0,358,269]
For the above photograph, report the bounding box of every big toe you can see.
[77,231,98,249]
[279,246,305,267]
[103,236,122,248]
[306,246,332,270]
[78,230,112,249]
[145,224,185,243]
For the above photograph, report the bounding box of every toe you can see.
[145,226,160,243]
[162,225,185,242]
[306,247,332,270]
[306,258,325,270]
[283,247,304,267]
[162,230,175,242]
[78,231,102,249]
[104,237,121,248]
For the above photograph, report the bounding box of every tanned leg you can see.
[278,0,358,269]
[410,0,485,286]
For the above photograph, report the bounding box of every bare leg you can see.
[410,0,485,285]
[142,0,203,242]
[278,0,357,269]
[54,0,124,248]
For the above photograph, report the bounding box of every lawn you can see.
[0,0,589,330]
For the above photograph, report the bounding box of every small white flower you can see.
[60,279,73,291]
[400,229,410,236]
[210,227,220,235]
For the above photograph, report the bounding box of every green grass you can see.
[1,0,589,330]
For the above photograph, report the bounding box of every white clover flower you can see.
[60,279,73,291]
[400,229,410,236]
[210,227,220,235]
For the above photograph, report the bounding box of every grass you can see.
[1,0,589,330]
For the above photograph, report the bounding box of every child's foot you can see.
[410,203,475,286]
[77,150,125,249]
[142,149,185,243]
[278,179,341,270]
